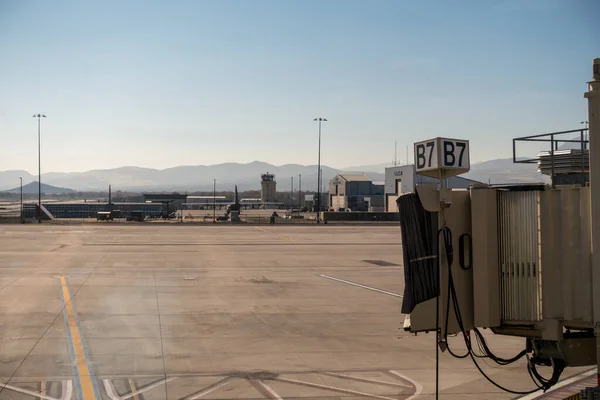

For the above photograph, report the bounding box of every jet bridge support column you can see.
[585,58,600,386]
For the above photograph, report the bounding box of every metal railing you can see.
[513,128,589,188]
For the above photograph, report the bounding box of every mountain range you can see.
[463,158,550,184]
[2,181,75,194]
[0,158,547,193]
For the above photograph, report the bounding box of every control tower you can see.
[261,173,276,202]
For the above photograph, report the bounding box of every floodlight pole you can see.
[20,177,23,223]
[213,179,216,223]
[314,117,327,222]
[299,174,302,210]
[33,114,46,222]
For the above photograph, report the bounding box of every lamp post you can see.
[33,114,46,222]
[19,177,23,223]
[298,174,302,211]
[213,179,216,223]
[320,168,323,211]
[313,117,327,223]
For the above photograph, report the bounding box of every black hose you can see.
[398,194,564,396]
[437,225,563,395]
[472,328,527,365]
[439,227,469,359]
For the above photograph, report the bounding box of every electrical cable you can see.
[439,227,469,359]
[435,225,564,395]
[472,327,527,365]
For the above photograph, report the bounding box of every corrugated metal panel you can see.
[498,191,542,322]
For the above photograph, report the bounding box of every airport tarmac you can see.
[0,225,588,399]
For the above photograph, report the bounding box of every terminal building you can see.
[143,193,188,214]
[328,174,385,212]
[22,202,165,219]
[185,196,229,210]
[384,165,480,212]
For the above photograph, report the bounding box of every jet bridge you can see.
[398,59,600,397]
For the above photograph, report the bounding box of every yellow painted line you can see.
[253,226,294,241]
[59,276,97,400]
[128,379,140,400]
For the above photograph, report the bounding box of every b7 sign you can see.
[414,137,470,177]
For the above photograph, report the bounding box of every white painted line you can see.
[256,380,284,400]
[104,380,121,400]
[103,378,176,400]
[387,370,422,400]
[122,377,176,400]
[60,380,73,400]
[186,377,236,399]
[321,371,412,388]
[274,377,398,400]
[319,274,403,298]
[514,368,596,400]
[0,382,61,400]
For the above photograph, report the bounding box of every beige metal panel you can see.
[415,184,440,212]
[540,187,593,336]
[561,188,581,321]
[470,188,501,328]
[442,190,474,334]
[409,298,436,332]
[540,190,562,340]
[558,187,593,323]
[579,186,593,322]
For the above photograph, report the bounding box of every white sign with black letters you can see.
[414,137,470,178]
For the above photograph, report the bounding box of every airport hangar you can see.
[328,174,385,212]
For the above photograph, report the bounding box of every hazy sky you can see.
[0,0,596,173]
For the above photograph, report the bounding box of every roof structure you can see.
[143,193,188,201]
[337,174,371,182]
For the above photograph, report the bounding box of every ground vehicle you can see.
[96,211,113,221]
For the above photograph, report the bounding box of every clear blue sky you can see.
[0,0,596,172]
